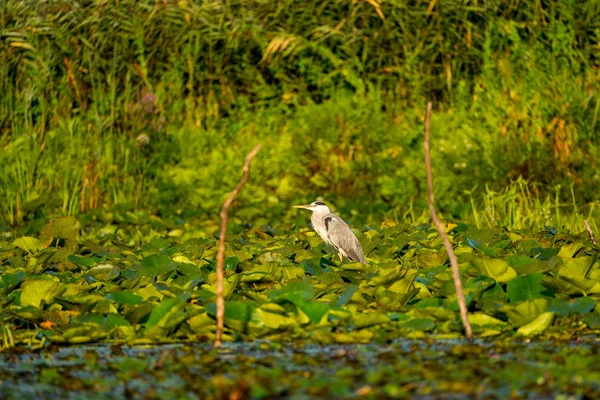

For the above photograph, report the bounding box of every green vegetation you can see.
[2,215,600,347]
[1,0,599,226]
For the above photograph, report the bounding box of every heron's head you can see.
[293,201,330,214]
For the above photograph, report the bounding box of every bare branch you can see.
[584,220,597,245]
[423,102,472,341]
[215,144,262,348]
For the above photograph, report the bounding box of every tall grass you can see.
[465,177,599,232]
[1,0,599,227]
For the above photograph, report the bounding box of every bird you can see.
[293,201,366,264]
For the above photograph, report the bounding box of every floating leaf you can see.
[472,257,517,282]
[506,273,548,303]
[583,313,600,329]
[146,297,183,328]
[86,264,120,281]
[40,216,81,243]
[20,280,65,308]
[336,285,358,307]
[530,248,559,260]
[68,255,96,268]
[502,299,549,326]
[296,301,329,324]
[13,237,44,254]
[269,281,314,303]
[468,313,506,327]
[224,257,240,271]
[559,256,595,278]
[557,243,583,258]
[400,318,435,331]
[38,217,81,263]
[517,312,554,336]
[466,238,497,257]
[140,254,176,277]
[570,297,596,315]
[106,291,143,305]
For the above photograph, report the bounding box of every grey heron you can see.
[294,201,366,264]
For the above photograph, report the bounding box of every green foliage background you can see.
[1,0,599,226]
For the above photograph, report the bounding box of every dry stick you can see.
[584,220,597,245]
[214,144,262,348]
[423,102,473,341]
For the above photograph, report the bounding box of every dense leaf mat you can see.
[1,212,600,347]
[1,340,600,399]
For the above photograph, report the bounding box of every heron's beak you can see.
[293,204,312,210]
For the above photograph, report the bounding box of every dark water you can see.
[1,339,599,399]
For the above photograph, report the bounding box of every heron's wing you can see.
[324,215,366,264]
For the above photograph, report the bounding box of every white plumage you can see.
[294,201,366,264]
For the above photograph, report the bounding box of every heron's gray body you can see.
[295,201,366,264]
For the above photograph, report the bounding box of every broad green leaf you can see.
[466,238,497,256]
[584,313,600,329]
[86,263,120,281]
[269,281,314,303]
[506,273,548,303]
[39,217,81,262]
[140,254,176,277]
[106,291,143,305]
[517,312,554,336]
[336,285,358,307]
[557,243,583,258]
[399,318,435,331]
[559,256,594,278]
[206,301,255,322]
[415,251,448,268]
[141,237,171,251]
[506,255,553,274]
[68,255,97,268]
[202,274,241,299]
[255,308,298,329]
[559,276,600,294]
[387,270,418,293]
[0,271,25,291]
[40,216,81,243]
[187,313,214,331]
[13,237,44,254]
[137,284,164,300]
[224,257,239,271]
[352,312,390,329]
[468,313,506,327]
[570,297,596,315]
[7,305,43,321]
[548,298,571,317]
[507,255,535,268]
[103,313,131,328]
[472,257,517,282]
[146,297,183,328]
[296,301,329,324]
[408,307,455,321]
[20,280,65,308]
[368,267,406,287]
[502,298,548,326]
[530,248,558,260]
[172,255,194,264]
